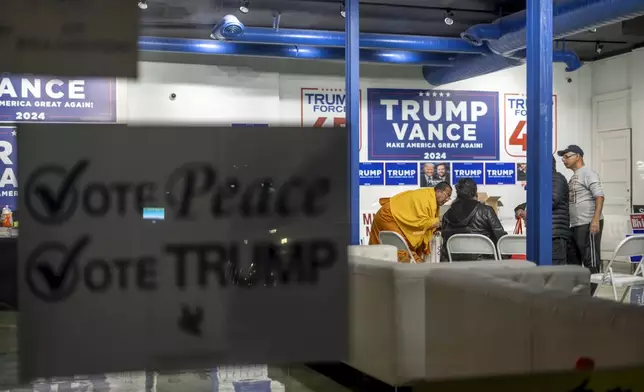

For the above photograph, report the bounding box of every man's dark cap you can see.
[557,145,584,157]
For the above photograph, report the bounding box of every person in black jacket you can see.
[514,156,571,265]
[440,178,507,261]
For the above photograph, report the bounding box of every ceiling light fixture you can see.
[444,10,454,25]
[595,42,603,54]
[239,0,250,14]
[341,1,346,18]
[138,0,148,10]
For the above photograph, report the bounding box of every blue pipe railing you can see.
[463,0,644,56]
[217,26,489,55]
[138,37,455,66]
[423,49,580,86]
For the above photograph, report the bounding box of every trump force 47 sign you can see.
[504,93,558,157]
[301,88,362,150]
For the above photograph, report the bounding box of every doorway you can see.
[595,128,632,259]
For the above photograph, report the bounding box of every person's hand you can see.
[515,209,526,219]
[590,219,600,234]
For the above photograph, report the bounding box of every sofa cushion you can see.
[348,245,398,262]
[473,265,590,294]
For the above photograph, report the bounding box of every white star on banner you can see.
[418,92,424,96]
[11,131,16,136]
[439,92,444,97]
[425,91,431,96]
[445,92,451,97]
[432,92,437,97]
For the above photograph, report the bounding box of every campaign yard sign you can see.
[485,162,516,185]
[367,89,499,161]
[452,162,484,185]
[359,162,384,186]
[300,88,362,150]
[504,93,558,158]
[0,76,116,123]
[0,127,17,209]
[385,163,417,186]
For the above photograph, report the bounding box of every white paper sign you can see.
[18,124,348,380]
[503,93,558,158]
[300,87,362,149]
[0,0,138,77]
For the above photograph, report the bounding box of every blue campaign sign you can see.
[359,162,384,186]
[367,88,499,161]
[452,162,484,184]
[385,163,418,186]
[485,162,516,185]
[0,75,116,123]
[0,127,17,210]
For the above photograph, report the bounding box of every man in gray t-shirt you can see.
[558,145,605,277]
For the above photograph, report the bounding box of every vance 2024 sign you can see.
[367,88,499,161]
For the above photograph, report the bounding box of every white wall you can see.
[590,48,644,207]
[122,54,593,244]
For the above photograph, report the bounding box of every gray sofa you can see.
[348,253,549,385]
[423,267,644,380]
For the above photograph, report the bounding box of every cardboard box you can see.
[439,193,503,218]
[477,192,503,215]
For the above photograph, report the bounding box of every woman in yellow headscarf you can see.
[369,182,452,263]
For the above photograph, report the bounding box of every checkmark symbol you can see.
[34,160,89,216]
[36,236,90,293]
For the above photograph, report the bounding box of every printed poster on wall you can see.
[0,76,117,123]
[0,127,17,210]
[359,163,384,186]
[504,93,558,157]
[361,211,376,245]
[484,162,516,185]
[419,162,451,187]
[367,89,499,161]
[452,162,484,185]
[301,88,362,149]
[385,163,417,186]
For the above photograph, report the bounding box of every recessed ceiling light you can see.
[138,0,148,10]
[444,10,454,25]
[239,0,250,14]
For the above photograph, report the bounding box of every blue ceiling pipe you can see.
[462,0,644,56]
[210,15,488,55]
[138,36,456,66]
[424,49,581,86]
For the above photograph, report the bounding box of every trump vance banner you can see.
[0,75,116,123]
[367,88,499,161]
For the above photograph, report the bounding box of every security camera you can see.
[169,93,177,100]
[566,77,572,83]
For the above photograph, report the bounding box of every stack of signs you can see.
[18,124,348,380]
[629,213,644,305]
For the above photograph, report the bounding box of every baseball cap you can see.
[557,145,584,157]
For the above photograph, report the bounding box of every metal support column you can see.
[345,0,360,245]
[526,0,553,265]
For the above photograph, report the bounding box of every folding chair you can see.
[591,235,644,302]
[379,231,416,263]
[446,233,499,262]
[497,234,527,260]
